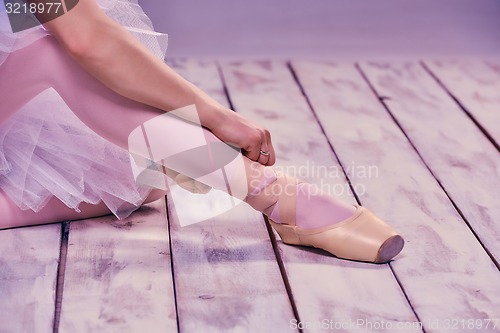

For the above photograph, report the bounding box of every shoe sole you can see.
[374,235,405,263]
[269,218,405,264]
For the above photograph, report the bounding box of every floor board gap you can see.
[165,198,181,333]
[388,262,427,332]
[53,221,70,333]
[264,215,303,332]
[287,61,362,204]
[420,61,499,152]
[216,61,236,111]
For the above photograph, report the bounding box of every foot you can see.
[244,168,405,263]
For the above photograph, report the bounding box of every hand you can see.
[209,108,276,166]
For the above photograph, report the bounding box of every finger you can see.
[257,133,270,165]
[243,132,262,162]
[257,150,270,165]
[243,147,259,162]
[263,129,276,166]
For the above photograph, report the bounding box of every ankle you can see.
[244,166,279,212]
[253,173,300,226]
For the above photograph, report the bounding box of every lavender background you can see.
[140,0,500,59]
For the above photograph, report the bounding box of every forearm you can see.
[78,22,224,124]
[45,0,227,129]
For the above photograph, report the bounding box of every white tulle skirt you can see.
[0,0,169,219]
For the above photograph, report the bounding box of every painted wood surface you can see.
[58,199,177,333]
[359,61,500,264]
[0,224,61,333]
[166,59,296,333]
[291,60,500,332]
[220,60,420,333]
[6,59,500,333]
[485,61,500,79]
[423,60,500,147]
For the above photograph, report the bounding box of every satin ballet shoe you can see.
[245,171,404,263]
[268,206,404,263]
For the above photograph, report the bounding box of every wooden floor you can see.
[1,59,499,333]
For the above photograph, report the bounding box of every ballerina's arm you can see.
[42,0,276,165]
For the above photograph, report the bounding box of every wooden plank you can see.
[0,224,61,333]
[220,60,420,332]
[423,59,500,148]
[167,59,229,106]
[167,198,295,333]
[59,198,177,333]
[484,60,500,77]
[166,59,296,333]
[292,60,500,332]
[360,61,500,264]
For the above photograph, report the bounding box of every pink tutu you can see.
[0,0,169,219]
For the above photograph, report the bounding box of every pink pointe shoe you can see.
[246,172,404,263]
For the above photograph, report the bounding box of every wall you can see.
[140,0,500,59]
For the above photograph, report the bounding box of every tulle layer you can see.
[0,0,168,64]
[0,89,156,218]
[0,0,169,219]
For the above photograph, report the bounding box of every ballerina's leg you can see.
[0,37,174,228]
[0,35,355,231]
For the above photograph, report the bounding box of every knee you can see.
[29,36,79,92]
